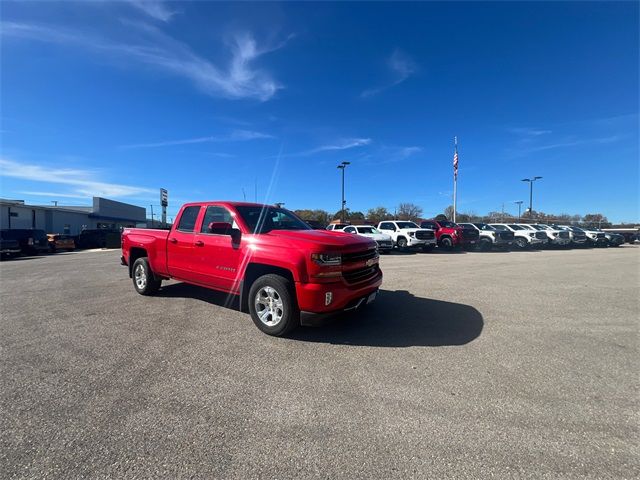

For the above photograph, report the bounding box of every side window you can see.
[176,206,201,232]
[379,222,391,230]
[344,227,355,233]
[422,222,436,229]
[201,206,234,233]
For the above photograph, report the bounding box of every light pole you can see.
[337,161,351,222]
[514,201,524,222]
[521,176,542,217]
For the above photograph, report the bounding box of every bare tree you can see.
[366,206,392,225]
[397,203,423,222]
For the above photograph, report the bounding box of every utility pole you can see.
[453,137,459,223]
[501,203,505,222]
[150,204,154,228]
[515,201,524,222]
[337,161,351,222]
[521,176,543,217]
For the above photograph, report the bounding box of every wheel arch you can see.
[128,247,148,277]
[240,263,296,313]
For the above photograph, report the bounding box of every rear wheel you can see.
[132,257,161,295]
[248,274,299,336]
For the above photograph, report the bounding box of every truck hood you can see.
[357,233,393,241]
[399,228,431,234]
[263,229,375,250]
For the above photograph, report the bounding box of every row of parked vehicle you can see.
[0,228,123,259]
[326,219,628,252]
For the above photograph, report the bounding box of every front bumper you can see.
[406,237,436,247]
[1,248,21,255]
[375,240,394,251]
[549,237,571,245]
[295,269,383,315]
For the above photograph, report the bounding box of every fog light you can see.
[325,292,333,306]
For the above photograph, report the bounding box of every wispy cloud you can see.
[0,158,155,197]
[361,49,417,98]
[361,145,422,165]
[126,0,177,22]
[17,191,92,199]
[119,129,274,149]
[305,138,372,155]
[509,127,552,137]
[1,21,291,101]
[524,135,622,153]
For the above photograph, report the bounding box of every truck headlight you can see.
[408,232,415,237]
[311,253,342,266]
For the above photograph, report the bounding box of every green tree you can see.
[366,206,392,225]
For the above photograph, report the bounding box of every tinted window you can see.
[344,227,356,233]
[508,224,523,230]
[177,206,201,232]
[491,225,508,231]
[379,222,394,230]
[235,206,310,234]
[396,222,418,229]
[201,206,234,233]
[421,222,437,229]
[356,226,377,234]
[438,221,457,228]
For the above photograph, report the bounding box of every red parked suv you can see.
[121,202,382,336]
[419,219,479,250]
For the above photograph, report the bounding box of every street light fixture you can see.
[521,176,543,217]
[337,161,351,223]
[514,201,524,222]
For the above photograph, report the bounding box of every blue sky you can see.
[1,1,638,222]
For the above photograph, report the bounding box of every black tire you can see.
[422,244,435,253]
[132,257,161,296]
[515,237,528,249]
[479,239,492,251]
[396,237,408,250]
[439,236,454,250]
[248,274,299,336]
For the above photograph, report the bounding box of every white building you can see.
[0,197,146,235]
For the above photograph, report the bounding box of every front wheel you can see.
[515,237,528,249]
[396,237,408,250]
[478,239,492,251]
[439,237,454,250]
[248,274,299,336]
[132,257,161,295]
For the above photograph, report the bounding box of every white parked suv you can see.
[377,220,437,252]
[343,225,394,253]
[489,223,547,249]
[458,222,515,250]
[526,224,571,247]
[553,225,588,246]
[564,226,608,247]
[326,223,350,231]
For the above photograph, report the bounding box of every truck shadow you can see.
[157,284,483,348]
[291,289,483,347]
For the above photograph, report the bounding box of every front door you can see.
[191,205,243,293]
[167,205,202,281]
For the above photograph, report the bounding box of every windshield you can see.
[473,223,495,231]
[508,224,524,230]
[396,221,419,229]
[357,226,378,234]
[235,206,311,234]
[570,227,585,233]
[491,224,508,231]
[530,225,545,230]
[438,221,458,228]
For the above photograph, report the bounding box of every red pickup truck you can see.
[420,219,479,250]
[121,202,382,336]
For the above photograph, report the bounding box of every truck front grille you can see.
[461,229,479,240]
[342,248,377,264]
[415,230,435,240]
[596,233,605,239]
[343,265,379,284]
[498,232,514,240]
[558,231,570,239]
[535,232,547,240]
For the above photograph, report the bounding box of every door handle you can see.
[169,238,177,244]
[195,240,204,247]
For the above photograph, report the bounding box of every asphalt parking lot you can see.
[1,246,638,479]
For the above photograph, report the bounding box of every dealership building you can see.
[0,197,146,235]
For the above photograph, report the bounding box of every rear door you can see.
[167,205,202,281]
[190,205,243,292]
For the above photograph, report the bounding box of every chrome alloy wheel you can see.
[254,286,284,327]
[134,263,147,290]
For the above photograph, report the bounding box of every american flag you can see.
[453,147,459,180]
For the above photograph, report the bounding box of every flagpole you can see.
[453,136,458,223]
